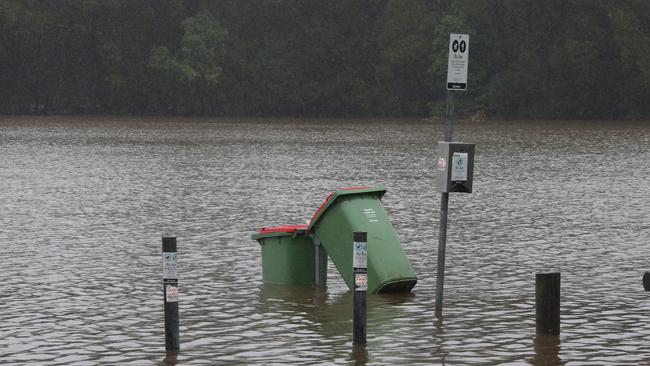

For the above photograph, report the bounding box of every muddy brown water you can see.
[1,116,649,365]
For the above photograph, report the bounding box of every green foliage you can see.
[608,1,650,117]
[149,46,194,82]
[146,11,226,114]
[374,0,437,116]
[1,1,649,119]
[181,11,226,85]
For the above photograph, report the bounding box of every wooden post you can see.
[643,272,650,291]
[536,272,560,335]
[162,237,180,352]
[352,231,368,346]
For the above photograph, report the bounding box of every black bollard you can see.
[536,272,560,335]
[352,231,368,346]
[162,237,180,352]
[644,272,650,291]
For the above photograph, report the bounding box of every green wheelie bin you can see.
[308,186,417,293]
[251,225,327,285]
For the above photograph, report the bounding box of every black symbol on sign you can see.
[452,39,467,53]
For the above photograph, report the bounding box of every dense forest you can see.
[1,1,649,119]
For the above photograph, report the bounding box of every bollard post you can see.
[352,231,368,346]
[162,237,180,352]
[536,272,560,335]
[643,272,650,291]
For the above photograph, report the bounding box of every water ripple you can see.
[1,117,649,364]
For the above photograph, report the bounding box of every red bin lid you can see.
[251,224,309,241]
[258,225,308,234]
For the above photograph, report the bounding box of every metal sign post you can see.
[436,33,469,319]
[435,91,454,319]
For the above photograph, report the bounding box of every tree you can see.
[609,0,650,117]
[1,1,650,119]
[374,0,438,116]
[147,10,226,114]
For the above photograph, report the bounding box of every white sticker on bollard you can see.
[163,252,178,279]
[355,273,368,291]
[353,241,368,269]
[165,284,179,302]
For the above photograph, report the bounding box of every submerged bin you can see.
[251,225,327,286]
[308,186,417,293]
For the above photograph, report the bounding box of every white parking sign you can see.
[447,33,469,90]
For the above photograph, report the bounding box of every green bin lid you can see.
[251,224,308,241]
[308,185,386,231]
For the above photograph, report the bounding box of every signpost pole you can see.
[435,32,468,319]
[435,90,454,319]
[444,91,454,142]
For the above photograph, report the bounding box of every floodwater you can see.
[1,116,649,365]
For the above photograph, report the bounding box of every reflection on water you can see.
[1,116,649,364]
[160,352,178,366]
[351,345,369,366]
[532,335,561,365]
